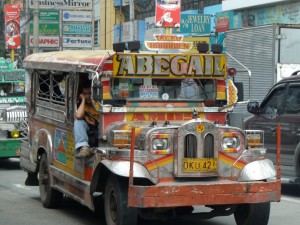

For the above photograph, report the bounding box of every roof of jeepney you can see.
[23,50,116,72]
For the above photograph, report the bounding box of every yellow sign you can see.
[113,53,227,79]
[145,41,193,51]
[183,37,210,53]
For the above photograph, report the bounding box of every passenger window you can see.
[260,86,285,114]
[284,85,300,114]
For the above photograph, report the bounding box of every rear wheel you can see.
[39,153,63,208]
[104,175,137,225]
[234,202,270,225]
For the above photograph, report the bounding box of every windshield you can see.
[0,82,24,97]
[111,78,216,101]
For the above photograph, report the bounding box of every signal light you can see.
[227,68,236,76]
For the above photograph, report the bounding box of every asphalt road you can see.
[0,158,299,225]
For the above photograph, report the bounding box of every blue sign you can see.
[173,14,211,34]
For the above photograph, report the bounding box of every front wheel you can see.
[234,202,270,225]
[39,153,63,208]
[104,175,137,225]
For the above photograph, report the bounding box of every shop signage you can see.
[29,36,59,47]
[173,14,211,34]
[62,10,92,22]
[216,17,229,32]
[62,23,92,35]
[63,36,92,48]
[39,10,59,21]
[30,23,60,35]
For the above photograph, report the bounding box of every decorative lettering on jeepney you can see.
[113,53,226,79]
[126,112,193,121]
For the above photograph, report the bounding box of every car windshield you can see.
[111,78,216,101]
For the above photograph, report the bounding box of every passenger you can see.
[74,84,100,158]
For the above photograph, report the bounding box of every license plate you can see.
[182,158,217,172]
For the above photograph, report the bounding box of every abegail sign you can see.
[155,0,181,28]
[4,4,21,50]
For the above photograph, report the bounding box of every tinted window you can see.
[260,85,285,114]
[284,84,300,114]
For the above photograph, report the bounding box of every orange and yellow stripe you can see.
[144,154,174,171]
[219,152,246,170]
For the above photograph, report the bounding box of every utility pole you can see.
[25,0,29,56]
[33,0,39,53]
[129,0,134,41]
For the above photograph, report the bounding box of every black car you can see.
[244,73,300,186]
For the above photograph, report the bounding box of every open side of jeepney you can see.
[20,44,281,225]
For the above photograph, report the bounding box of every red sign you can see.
[216,17,229,33]
[155,0,181,28]
[4,4,21,50]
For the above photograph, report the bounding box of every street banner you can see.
[155,0,181,28]
[4,4,21,50]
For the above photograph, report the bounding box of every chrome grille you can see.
[204,133,214,158]
[6,111,28,122]
[184,134,197,158]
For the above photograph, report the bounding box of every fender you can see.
[90,159,156,193]
[31,128,53,164]
[101,159,154,181]
[238,159,276,181]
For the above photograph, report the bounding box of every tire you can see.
[39,154,63,208]
[104,175,137,225]
[234,202,270,225]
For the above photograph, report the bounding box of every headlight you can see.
[11,130,20,138]
[222,137,239,149]
[152,138,168,150]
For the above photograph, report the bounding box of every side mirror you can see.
[234,82,244,102]
[247,101,260,114]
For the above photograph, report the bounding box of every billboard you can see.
[155,0,181,28]
[29,0,93,10]
[4,4,21,50]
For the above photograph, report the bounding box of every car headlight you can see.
[222,137,239,149]
[11,130,20,138]
[152,138,168,150]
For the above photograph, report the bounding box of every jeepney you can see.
[20,42,281,225]
[0,57,27,159]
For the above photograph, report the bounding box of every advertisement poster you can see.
[4,4,21,50]
[155,0,181,28]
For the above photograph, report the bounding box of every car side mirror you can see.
[247,101,260,114]
[234,82,244,102]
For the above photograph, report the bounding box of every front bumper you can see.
[128,179,281,208]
